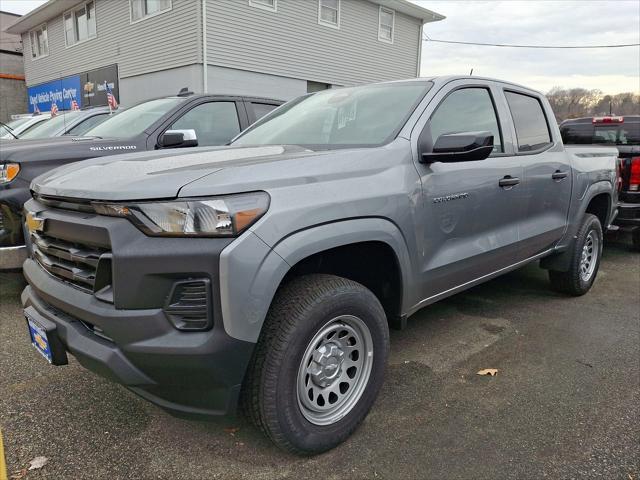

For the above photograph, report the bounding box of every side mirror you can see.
[158,129,198,148]
[421,131,494,163]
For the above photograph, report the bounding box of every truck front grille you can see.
[31,231,112,293]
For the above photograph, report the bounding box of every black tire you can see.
[632,228,640,252]
[241,274,389,455]
[549,213,603,296]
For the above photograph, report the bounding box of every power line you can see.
[422,36,640,49]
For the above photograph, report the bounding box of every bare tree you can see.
[546,87,640,122]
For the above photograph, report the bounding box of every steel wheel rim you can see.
[580,230,599,282]
[296,315,374,426]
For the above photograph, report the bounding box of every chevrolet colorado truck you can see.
[21,77,618,454]
[0,92,283,269]
[560,115,640,249]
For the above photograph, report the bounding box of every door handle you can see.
[552,170,569,181]
[499,175,520,188]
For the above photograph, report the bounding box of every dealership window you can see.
[504,91,552,151]
[130,0,172,23]
[318,0,340,28]
[29,24,48,59]
[378,7,395,43]
[64,1,96,47]
[249,0,277,12]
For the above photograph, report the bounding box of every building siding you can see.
[206,0,421,87]
[21,0,201,87]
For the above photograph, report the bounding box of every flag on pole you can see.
[50,102,58,118]
[105,81,118,112]
[71,96,80,111]
[33,103,41,115]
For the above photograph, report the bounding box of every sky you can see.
[1,0,638,94]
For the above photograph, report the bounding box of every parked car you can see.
[0,91,283,269]
[560,115,640,249]
[21,77,617,454]
[17,107,115,140]
[0,115,49,139]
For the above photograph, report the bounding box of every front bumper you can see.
[21,198,256,417]
[615,201,640,228]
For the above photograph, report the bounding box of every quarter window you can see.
[130,0,172,23]
[29,24,48,59]
[170,102,241,147]
[378,7,395,43]
[318,0,340,28]
[249,0,277,12]
[64,1,97,47]
[505,91,552,151]
[430,88,503,153]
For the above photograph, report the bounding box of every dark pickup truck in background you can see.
[560,115,640,249]
[0,91,283,268]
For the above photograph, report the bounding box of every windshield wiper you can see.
[0,121,19,139]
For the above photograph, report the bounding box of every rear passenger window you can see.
[171,102,241,146]
[251,103,278,121]
[430,88,503,153]
[505,91,552,151]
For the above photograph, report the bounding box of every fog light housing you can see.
[164,279,212,331]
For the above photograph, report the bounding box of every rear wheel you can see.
[242,274,389,455]
[632,228,640,252]
[549,213,603,296]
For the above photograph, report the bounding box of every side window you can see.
[505,91,552,151]
[170,102,241,146]
[66,114,109,136]
[251,103,278,121]
[430,88,503,153]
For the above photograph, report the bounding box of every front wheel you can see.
[549,213,603,296]
[242,274,389,455]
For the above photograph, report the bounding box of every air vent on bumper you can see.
[163,279,213,331]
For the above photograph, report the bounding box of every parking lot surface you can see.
[1,234,638,480]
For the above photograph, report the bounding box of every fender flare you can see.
[219,218,413,343]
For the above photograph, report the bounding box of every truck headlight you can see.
[94,192,270,237]
[0,163,20,184]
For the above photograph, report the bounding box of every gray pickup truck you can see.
[21,76,618,455]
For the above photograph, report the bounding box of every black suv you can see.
[0,91,283,268]
[560,115,640,249]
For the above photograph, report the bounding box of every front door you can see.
[413,84,523,300]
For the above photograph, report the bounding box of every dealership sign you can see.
[27,64,119,113]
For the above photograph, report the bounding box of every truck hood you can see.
[32,145,319,201]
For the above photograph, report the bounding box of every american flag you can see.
[105,81,118,111]
[50,102,58,117]
[33,103,40,115]
[71,97,80,111]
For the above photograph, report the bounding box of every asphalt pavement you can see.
[1,233,638,479]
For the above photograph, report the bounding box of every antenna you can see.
[469,68,474,75]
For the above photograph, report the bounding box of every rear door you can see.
[412,80,523,299]
[504,90,572,258]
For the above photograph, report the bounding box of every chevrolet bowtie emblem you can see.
[26,212,45,234]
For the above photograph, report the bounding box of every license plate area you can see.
[25,308,68,366]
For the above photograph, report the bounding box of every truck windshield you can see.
[561,123,640,145]
[20,111,84,139]
[83,98,183,138]
[232,82,432,148]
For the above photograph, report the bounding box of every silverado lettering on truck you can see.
[22,77,618,455]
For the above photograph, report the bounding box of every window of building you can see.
[170,102,241,146]
[130,0,172,23]
[378,7,394,43]
[318,0,340,28]
[249,0,277,12]
[505,91,552,151]
[29,24,48,59]
[430,88,503,153]
[64,1,97,47]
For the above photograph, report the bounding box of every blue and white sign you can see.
[27,75,82,113]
